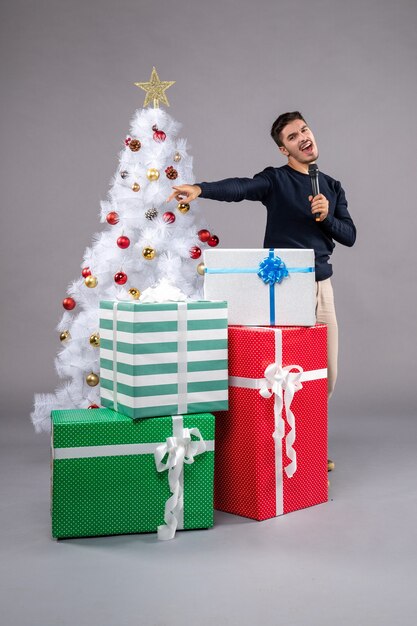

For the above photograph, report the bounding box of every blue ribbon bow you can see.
[258,250,291,324]
[257,252,289,286]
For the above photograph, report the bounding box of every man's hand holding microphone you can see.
[309,193,329,222]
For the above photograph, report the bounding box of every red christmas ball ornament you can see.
[63,297,76,310]
[163,211,176,224]
[106,211,119,225]
[114,271,127,285]
[190,246,202,259]
[88,404,100,409]
[117,235,130,249]
[81,267,91,278]
[152,125,166,142]
[198,229,211,243]
[207,235,219,247]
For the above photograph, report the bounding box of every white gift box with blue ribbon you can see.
[203,248,316,327]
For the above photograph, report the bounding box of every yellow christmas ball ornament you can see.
[86,372,99,387]
[89,332,100,348]
[84,275,98,288]
[142,246,156,260]
[60,330,71,342]
[146,168,160,181]
[177,202,190,214]
[197,262,206,276]
[132,182,141,192]
[173,152,181,163]
[128,287,141,300]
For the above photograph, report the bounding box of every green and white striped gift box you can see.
[99,300,228,419]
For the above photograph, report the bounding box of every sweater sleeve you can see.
[320,182,356,247]
[197,170,273,203]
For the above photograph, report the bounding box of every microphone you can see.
[308,163,321,222]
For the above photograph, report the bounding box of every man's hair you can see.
[270,111,306,148]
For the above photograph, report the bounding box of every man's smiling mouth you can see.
[300,141,313,152]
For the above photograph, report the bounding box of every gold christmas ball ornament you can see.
[84,275,98,288]
[146,168,160,181]
[197,262,206,276]
[132,182,141,192]
[128,287,141,300]
[173,152,181,163]
[177,202,190,214]
[89,332,100,348]
[59,330,71,342]
[142,246,156,260]
[86,372,100,387]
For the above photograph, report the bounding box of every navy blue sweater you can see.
[198,164,356,281]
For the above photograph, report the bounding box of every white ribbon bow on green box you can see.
[155,417,207,541]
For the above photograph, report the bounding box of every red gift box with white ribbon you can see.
[214,324,328,520]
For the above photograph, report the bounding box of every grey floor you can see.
[1,406,417,626]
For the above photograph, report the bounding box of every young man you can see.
[167,112,356,469]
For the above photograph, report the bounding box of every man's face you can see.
[279,119,318,164]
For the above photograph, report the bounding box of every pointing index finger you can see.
[166,187,180,203]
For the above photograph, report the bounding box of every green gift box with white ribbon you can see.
[51,409,215,540]
[99,300,228,419]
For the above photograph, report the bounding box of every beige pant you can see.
[316,278,338,400]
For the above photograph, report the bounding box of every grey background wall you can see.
[1,0,416,421]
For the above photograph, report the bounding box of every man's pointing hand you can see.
[167,184,202,203]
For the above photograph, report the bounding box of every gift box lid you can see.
[204,247,315,268]
[227,323,327,378]
[51,409,215,449]
[99,300,227,312]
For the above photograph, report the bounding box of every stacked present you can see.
[51,298,228,540]
[51,247,328,541]
[204,248,328,520]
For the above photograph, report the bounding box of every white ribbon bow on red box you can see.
[259,363,304,479]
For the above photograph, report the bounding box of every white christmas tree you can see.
[31,68,219,433]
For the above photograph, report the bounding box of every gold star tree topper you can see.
[134,67,175,108]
